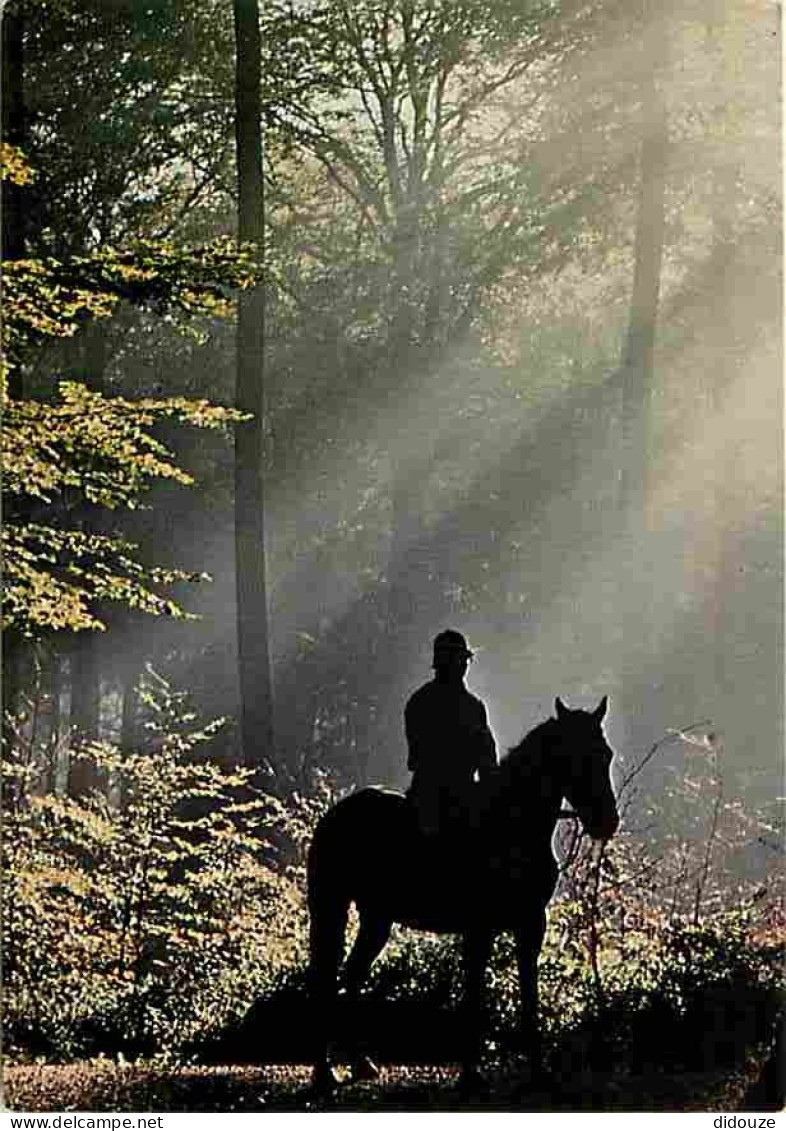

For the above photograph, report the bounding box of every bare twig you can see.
[617,719,713,799]
[587,840,607,1010]
[692,737,724,925]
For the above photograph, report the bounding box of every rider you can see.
[405,630,497,837]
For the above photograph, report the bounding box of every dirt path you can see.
[3,1058,768,1113]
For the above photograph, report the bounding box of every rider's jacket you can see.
[405,678,497,835]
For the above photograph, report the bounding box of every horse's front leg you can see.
[460,928,493,1086]
[515,909,547,1081]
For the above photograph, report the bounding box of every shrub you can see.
[4,693,782,1086]
[349,896,783,1077]
[2,677,307,1060]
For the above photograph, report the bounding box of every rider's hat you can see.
[432,629,474,666]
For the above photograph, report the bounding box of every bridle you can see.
[556,807,583,874]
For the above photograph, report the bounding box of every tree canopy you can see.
[1,0,780,798]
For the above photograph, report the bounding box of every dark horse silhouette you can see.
[307,696,619,1090]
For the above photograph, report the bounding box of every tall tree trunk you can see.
[700,2,747,715]
[120,667,139,754]
[2,3,25,266]
[67,637,101,797]
[117,664,140,809]
[619,13,668,513]
[66,323,108,796]
[44,648,63,794]
[68,638,100,738]
[233,0,275,768]
[2,632,24,757]
[1,8,27,725]
[614,3,669,756]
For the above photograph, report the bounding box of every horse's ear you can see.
[593,695,608,722]
[555,696,569,720]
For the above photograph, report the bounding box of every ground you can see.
[2,1054,775,1113]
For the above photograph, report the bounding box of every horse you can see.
[306,695,619,1091]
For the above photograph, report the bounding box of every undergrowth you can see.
[3,685,783,1104]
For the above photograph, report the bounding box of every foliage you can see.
[357,727,783,1074]
[338,895,782,1076]
[262,0,621,360]
[12,0,354,254]
[2,676,306,1059]
[1,0,781,1101]
[8,0,236,253]
[3,693,782,1084]
[4,383,240,509]
[3,242,258,366]
[534,902,782,1070]
[0,142,37,186]
[1,238,261,637]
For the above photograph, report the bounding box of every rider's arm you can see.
[405,698,424,772]
[474,703,497,780]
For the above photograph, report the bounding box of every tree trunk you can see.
[2,3,26,265]
[120,668,138,754]
[613,2,669,758]
[2,632,23,753]
[618,19,668,512]
[44,648,63,794]
[66,323,109,796]
[68,639,100,739]
[233,0,275,769]
[116,665,140,809]
[67,636,101,797]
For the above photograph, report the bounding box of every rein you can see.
[556,808,581,874]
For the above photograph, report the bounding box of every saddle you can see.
[403,792,481,884]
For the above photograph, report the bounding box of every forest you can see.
[2,0,783,1113]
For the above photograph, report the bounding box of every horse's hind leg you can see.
[307,854,350,1092]
[308,904,347,1092]
[341,911,391,995]
[341,911,391,1082]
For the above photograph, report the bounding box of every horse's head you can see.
[552,696,619,842]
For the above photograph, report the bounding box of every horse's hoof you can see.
[350,1055,380,1082]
